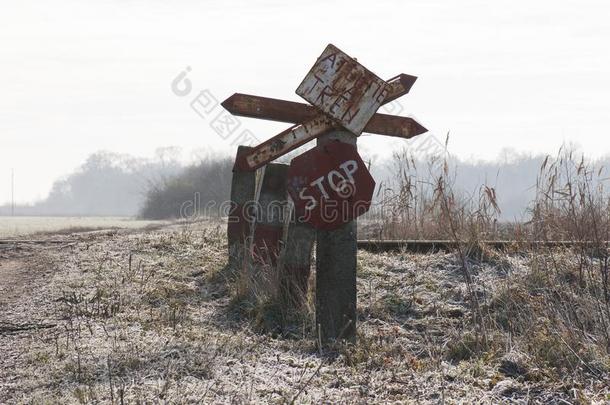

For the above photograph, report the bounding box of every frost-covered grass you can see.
[1,221,609,403]
[0,216,167,238]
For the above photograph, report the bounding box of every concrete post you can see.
[281,211,315,308]
[315,131,358,343]
[227,146,256,275]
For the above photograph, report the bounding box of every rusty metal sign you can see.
[296,44,389,135]
[287,141,375,231]
[221,92,426,139]
[222,44,427,171]
[233,74,420,172]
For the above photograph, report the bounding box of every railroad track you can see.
[1,238,606,254]
[356,240,609,253]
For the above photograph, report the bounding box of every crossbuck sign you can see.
[222,43,427,230]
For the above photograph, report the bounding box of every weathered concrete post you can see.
[227,146,256,275]
[281,209,315,308]
[315,131,358,343]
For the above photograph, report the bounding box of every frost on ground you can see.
[0,221,609,403]
[0,216,168,238]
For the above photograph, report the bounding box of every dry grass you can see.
[369,148,503,242]
[226,242,315,339]
[366,146,610,398]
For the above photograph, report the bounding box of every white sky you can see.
[1,0,609,203]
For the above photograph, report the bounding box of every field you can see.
[1,219,609,403]
[0,216,168,238]
[1,152,610,403]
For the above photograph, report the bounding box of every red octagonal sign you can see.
[287,141,375,231]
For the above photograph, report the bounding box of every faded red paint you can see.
[252,224,283,266]
[287,141,375,231]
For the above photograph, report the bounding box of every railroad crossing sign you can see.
[224,43,428,343]
[222,43,427,228]
[223,46,425,171]
[287,141,375,230]
[227,70,425,171]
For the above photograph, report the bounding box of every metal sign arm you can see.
[234,74,420,171]
[221,92,426,139]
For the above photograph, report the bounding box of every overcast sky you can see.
[1,0,609,204]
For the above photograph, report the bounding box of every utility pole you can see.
[11,169,15,216]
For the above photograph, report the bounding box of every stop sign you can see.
[287,141,375,231]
